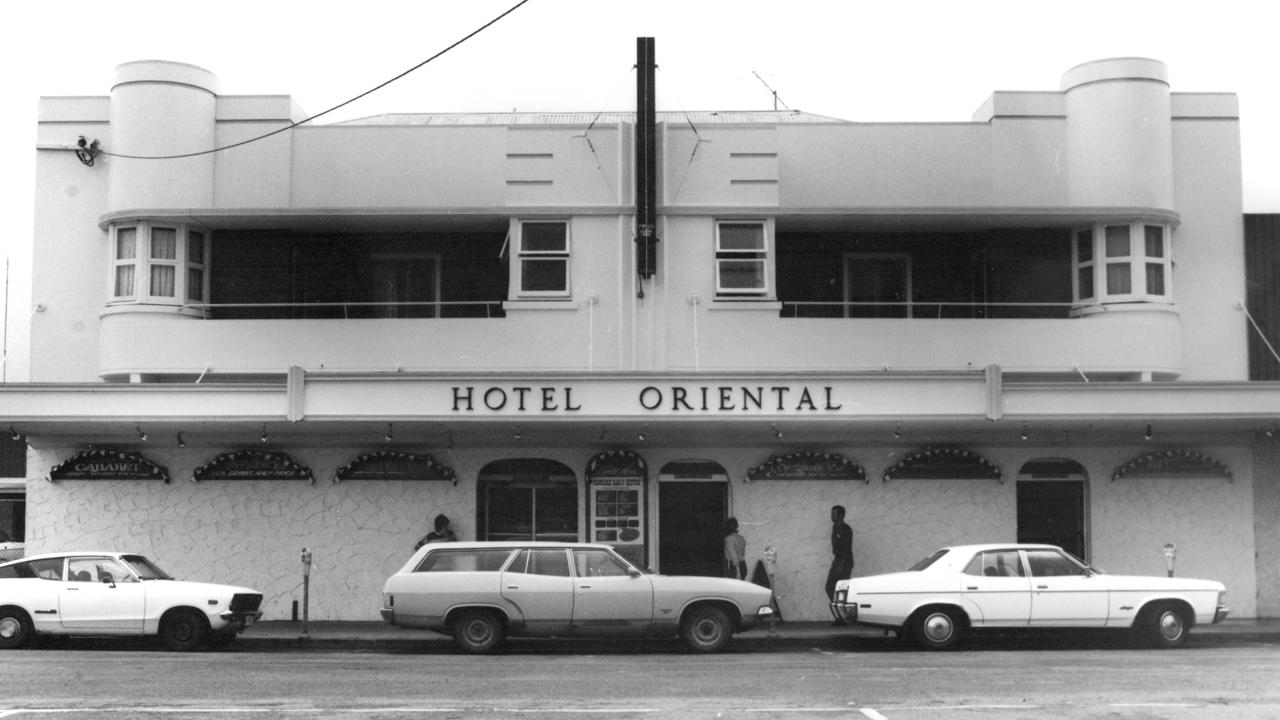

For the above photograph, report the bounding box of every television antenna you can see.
[752,71,790,111]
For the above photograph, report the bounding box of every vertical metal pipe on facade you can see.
[635,37,658,281]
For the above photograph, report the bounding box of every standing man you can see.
[723,517,747,580]
[825,505,854,624]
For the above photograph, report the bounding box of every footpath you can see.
[235,617,1280,652]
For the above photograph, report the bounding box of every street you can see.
[2,634,1279,719]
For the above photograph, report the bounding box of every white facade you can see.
[6,55,1278,621]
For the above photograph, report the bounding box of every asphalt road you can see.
[2,635,1279,719]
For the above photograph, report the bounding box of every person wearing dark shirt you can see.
[826,505,854,624]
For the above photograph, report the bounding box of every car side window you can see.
[1025,549,1085,577]
[28,558,64,580]
[508,549,571,577]
[572,549,630,577]
[414,549,513,573]
[964,551,1025,577]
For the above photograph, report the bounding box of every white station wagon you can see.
[831,543,1229,649]
[381,541,776,653]
[0,551,264,650]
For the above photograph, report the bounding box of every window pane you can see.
[1075,230,1092,263]
[150,265,176,297]
[520,258,567,292]
[151,228,177,260]
[1144,225,1164,258]
[116,228,137,259]
[719,223,765,251]
[1104,225,1130,257]
[1106,262,1131,295]
[187,268,204,301]
[718,259,766,290]
[1077,266,1094,300]
[188,231,205,264]
[114,266,135,297]
[521,222,567,252]
[1146,263,1166,296]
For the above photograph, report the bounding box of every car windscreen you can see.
[122,555,173,580]
[908,549,949,571]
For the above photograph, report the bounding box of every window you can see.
[572,548,632,577]
[1025,549,1087,577]
[963,550,1025,577]
[369,253,441,318]
[515,220,570,297]
[413,548,514,573]
[107,222,209,307]
[715,220,769,296]
[844,253,911,317]
[509,548,572,577]
[1073,221,1171,306]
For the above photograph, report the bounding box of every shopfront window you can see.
[477,459,578,543]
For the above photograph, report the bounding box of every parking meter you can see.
[763,546,780,632]
[300,547,313,636]
[1162,543,1176,578]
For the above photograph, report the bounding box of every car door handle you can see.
[579,584,592,589]
[966,586,978,590]
[1037,585,1049,590]
[506,585,520,589]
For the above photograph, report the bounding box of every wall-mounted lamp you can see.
[637,425,647,442]
[8,427,21,441]
[384,423,393,443]
[893,422,902,440]
[1266,425,1277,440]
[261,424,269,443]
[1144,424,1153,441]
[136,425,148,442]
[514,427,523,441]
[772,424,783,439]
[1020,422,1029,441]
[177,433,185,449]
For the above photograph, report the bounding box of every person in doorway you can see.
[415,513,458,550]
[723,517,748,580]
[825,504,854,624]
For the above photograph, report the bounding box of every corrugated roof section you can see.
[334,110,848,126]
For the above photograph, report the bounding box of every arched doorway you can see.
[476,459,578,542]
[657,460,729,576]
[1016,458,1088,560]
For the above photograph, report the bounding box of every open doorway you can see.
[657,461,728,576]
[1016,458,1088,561]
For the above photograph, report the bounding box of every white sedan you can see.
[0,551,264,650]
[381,541,776,653]
[831,543,1229,649]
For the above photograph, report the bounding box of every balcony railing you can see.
[779,301,1077,319]
[182,301,507,320]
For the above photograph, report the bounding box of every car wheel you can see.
[910,607,962,650]
[452,610,505,654]
[161,608,209,651]
[681,606,732,653]
[1138,603,1189,649]
[0,606,34,649]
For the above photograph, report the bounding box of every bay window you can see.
[107,222,209,307]
[1073,221,1171,307]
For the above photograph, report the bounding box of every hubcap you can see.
[0,617,17,639]
[923,613,954,643]
[465,620,492,643]
[694,619,722,642]
[1159,611,1184,641]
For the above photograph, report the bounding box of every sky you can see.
[2,0,1278,378]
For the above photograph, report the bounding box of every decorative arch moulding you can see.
[193,450,314,484]
[882,447,1003,483]
[746,451,867,484]
[587,449,648,481]
[334,451,457,484]
[48,449,170,483]
[1111,450,1233,483]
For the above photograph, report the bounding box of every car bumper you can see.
[830,601,857,624]
[216,611,263,633]
[1213,605,1230,624]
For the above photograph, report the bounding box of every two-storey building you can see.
[5,48,1278,621]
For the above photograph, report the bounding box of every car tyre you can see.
[910,607,963,650]
[0,606,34,649]
[1137,603,1189,649]
[681,606,732,653]
[161,608,209,651]
[453,610,505,654]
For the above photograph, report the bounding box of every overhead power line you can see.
[99,0,533,161]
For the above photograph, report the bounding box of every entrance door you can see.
[1016,459,1087,560]
[657,474,727,577]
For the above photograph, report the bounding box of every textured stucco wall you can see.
[1254,441,1280,618]
[24,442,1259,622]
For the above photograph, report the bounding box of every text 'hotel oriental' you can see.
[6,43,1279,622]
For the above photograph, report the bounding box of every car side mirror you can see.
[628,568,642,578]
